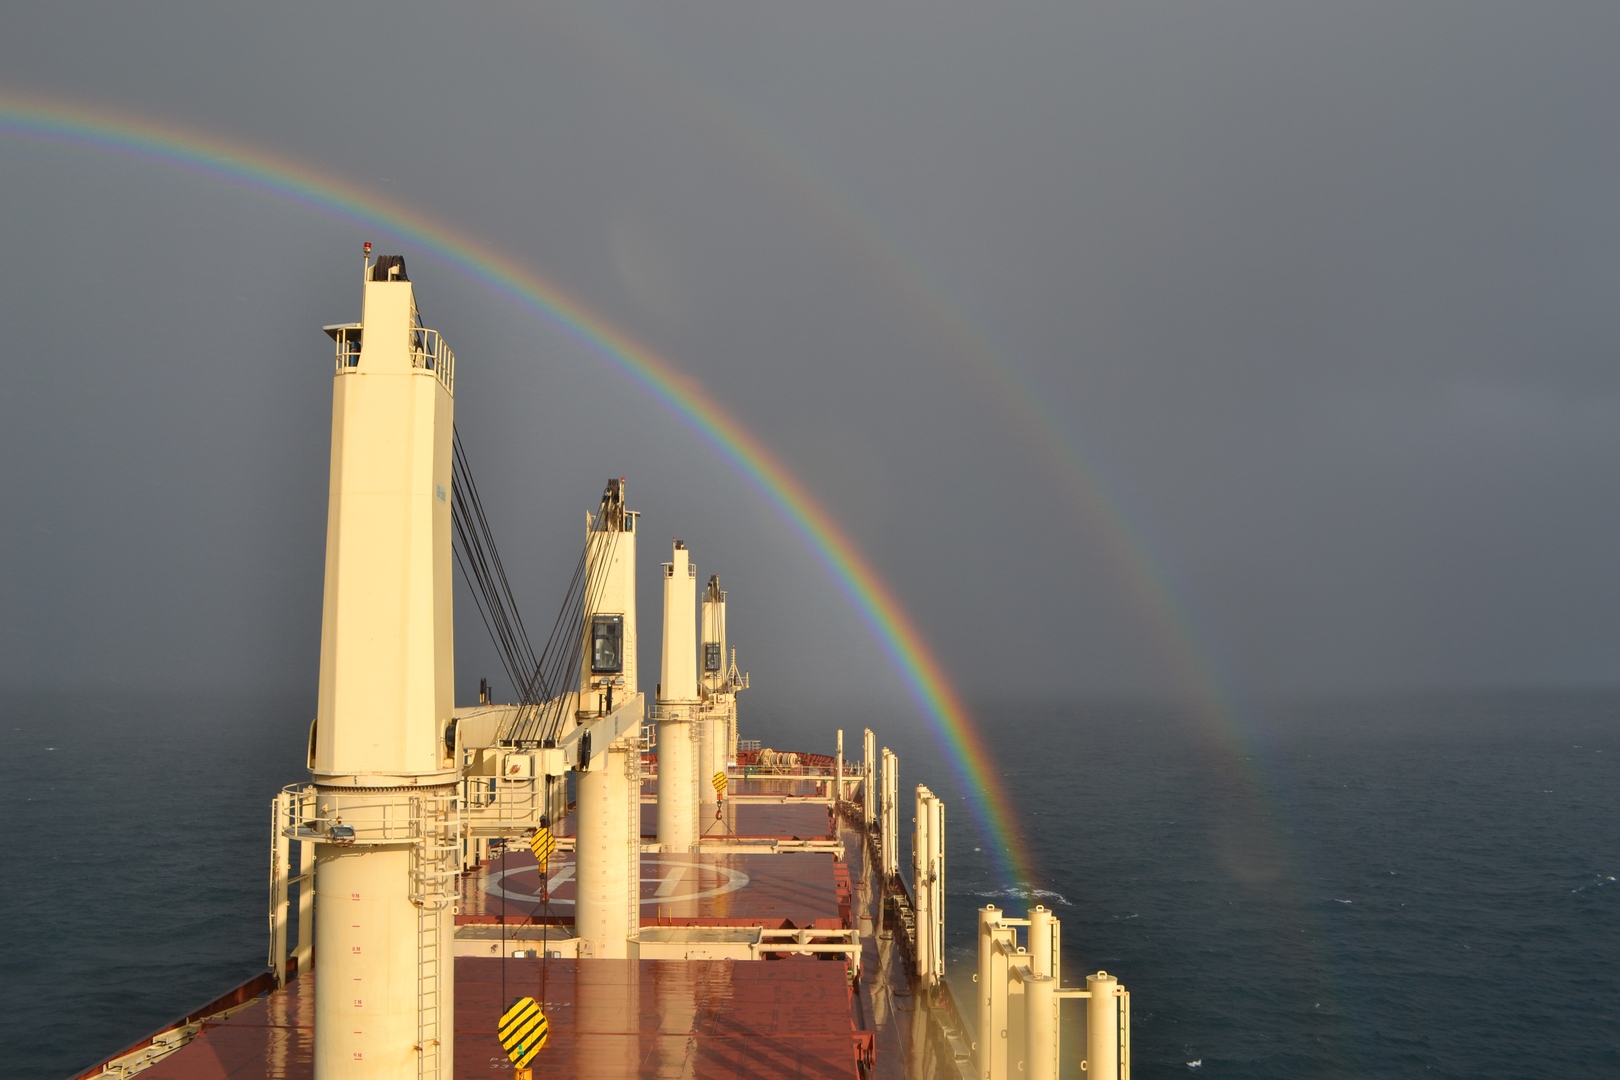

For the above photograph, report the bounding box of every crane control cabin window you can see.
[592,615,624,674]
[705,642,722,672]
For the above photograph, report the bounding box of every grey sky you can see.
[1,2,1617,718]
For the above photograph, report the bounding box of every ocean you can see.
[2,690,1615,1078]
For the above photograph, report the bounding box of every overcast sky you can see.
[1,2,1617,723]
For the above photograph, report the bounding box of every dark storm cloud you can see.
[0,1,1617,709]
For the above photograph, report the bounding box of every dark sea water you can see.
[2,690,1616,1078]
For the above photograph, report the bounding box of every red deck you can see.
[554,800,837,842]
[459,851,841,928]
[99,788,959,1079]
[138,958,862,1079]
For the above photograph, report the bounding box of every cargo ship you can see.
[72,254,1131,1080]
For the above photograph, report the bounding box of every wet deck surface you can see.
[552,801,836,841]
[459,854,841,928]
[461,802,841,926]
[458,957,862,1077]
[141,958,862,1079]
[125,788,954,1079]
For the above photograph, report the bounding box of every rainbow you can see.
[0,93,1033,887]
[549,13,1260,748]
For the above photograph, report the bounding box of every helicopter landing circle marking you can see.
[484,859,750,906]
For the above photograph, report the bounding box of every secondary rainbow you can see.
[555,15,1272,769]
[0,93,1033,887]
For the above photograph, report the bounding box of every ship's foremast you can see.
[305,253,459,1080]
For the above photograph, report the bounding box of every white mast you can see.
[656,541,700,851]
[698,575,729,821]
[310,254,457,1079]
[573,479,642,959]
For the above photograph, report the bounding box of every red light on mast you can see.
[364,241,372,256]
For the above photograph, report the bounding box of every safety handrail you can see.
[329,324,456,396]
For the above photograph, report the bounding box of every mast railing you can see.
[276,786,453,845]
[328,323,455,396]
[458,774,545,836]
[409,327,456,395]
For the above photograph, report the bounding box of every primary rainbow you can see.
[0,93,1033,887]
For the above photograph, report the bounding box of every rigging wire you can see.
[452,453,632,1043]
[451,427,544,703]
[504,514,620,746]
[451,436,628,747]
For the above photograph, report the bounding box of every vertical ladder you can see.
[625,738,642,941]
[268,792,291,986]
[267,786,317,988]
[410,794,458,1080]
[416,874,442,1080]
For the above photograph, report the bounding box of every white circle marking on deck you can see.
[483,860,751,906]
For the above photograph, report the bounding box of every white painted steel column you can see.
[311,260,457,1080]
[835,730,844,806]
[576,742,634,958]
[700,574,726,699]
[1007,947,1029,1078]
[574,480,639,960]
[1029,905,1054,979]
[936,798,948,983]
[913,785,932,981]
[881,748,899,878]
[988,937,1011,1080]
[863,728,877,828]
[660,541,698,703]
[915,786,945,987]
[1023,973,1057,1080]
[657,541,699,852]
[1085,971,1121,1080]
[698,576,726,822]
[656,715,696,850]
[977,906,999,1080]
[314,847,422,1072]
